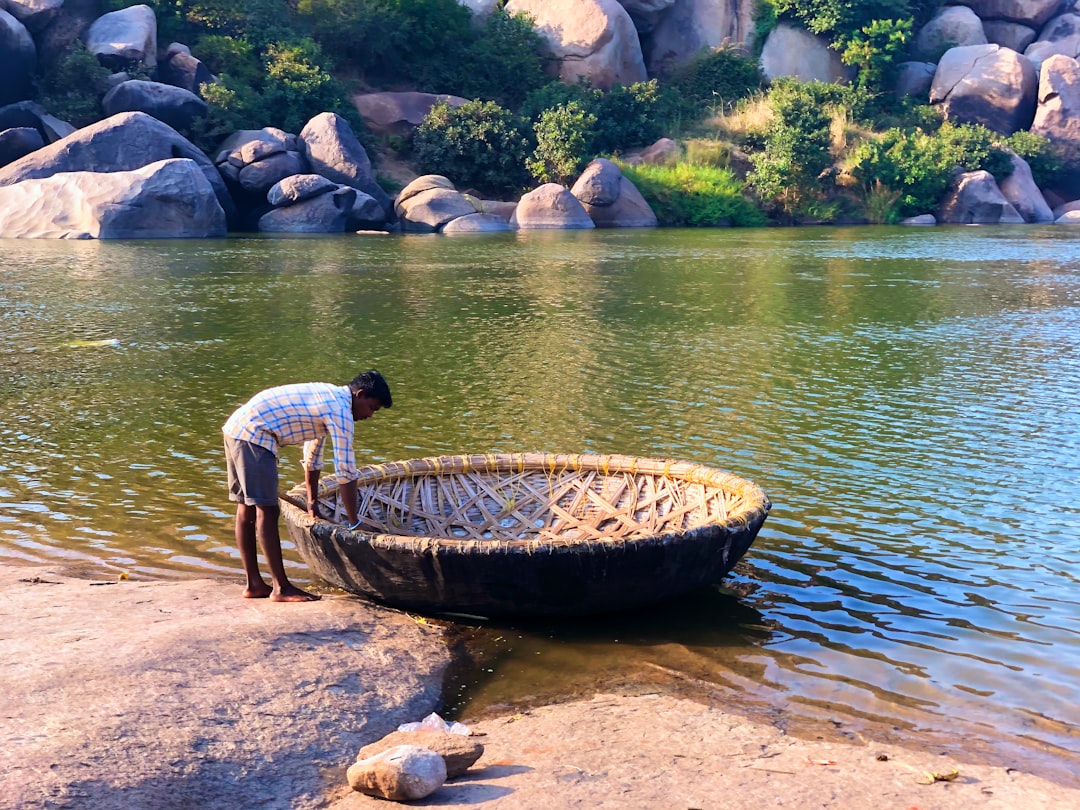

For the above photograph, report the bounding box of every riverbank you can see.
[3,565,1078,809]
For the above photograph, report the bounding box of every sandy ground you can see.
[3,564,1078,810]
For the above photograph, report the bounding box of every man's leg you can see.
[255,504,320,602]
[236,503,272,598]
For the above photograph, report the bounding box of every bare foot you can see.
[270,585,321,602]
[243,583,273,599]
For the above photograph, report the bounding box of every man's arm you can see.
[304,467,322,519]
[339,478,359,527]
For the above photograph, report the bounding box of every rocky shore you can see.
[3,563,1079,810]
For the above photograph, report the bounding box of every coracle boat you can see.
[279,453,771,618]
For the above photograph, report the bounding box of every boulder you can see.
[937,169,1025,224]
[102,80,209,131]
[504,0,647,90]
[646,0,756,76]
[83,3,157,70]
[983,21,1037,53]
[0,9,35,106]
[639,137,679,165]
[238,150,307,195]
[571,158,657,227]
[998,153,1053,223]
[929,44,1037,134]
[352,92,469,139]
[3,0,65,32]
[1031,53,1080,147]
[952,0,1060,29]
[0,157,226,238]
[477,199,518,221]
[348,191,388,230]
[1052,199,1080,218]
[347,744,446,801]
[355,731,484,778]
[1054,209,1080,223]
[0,126,44,167]
[159,43,214,94]
[441,212,514,233]
[216,128,297,167]
[1025,13,1080,71]
[0,111,235,223]
[267,173,338,207]
[895,62,937,99]
[511,183,596,229]
[396,174,456,206]
[257,185,356,233]
[395,186,479,232]
[760,22,854,85]
[0,101,76,143]
[619,0,676,35]
[900,214,937,225]
[299,112,392,218]
[913,6,986,62]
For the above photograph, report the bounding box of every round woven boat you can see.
[279,452,771,618]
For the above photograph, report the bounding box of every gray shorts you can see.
[224,436,279,506]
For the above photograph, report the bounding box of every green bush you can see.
[451,10,548,109]
[414,100,532,195]
[1003,130,1064,188]
[33,42,111,128]
[619,162,766,227]
[528,101,598,185]
[259,39,359,135]
[667,48,764,118]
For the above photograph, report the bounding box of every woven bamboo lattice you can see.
[294,453,768,546]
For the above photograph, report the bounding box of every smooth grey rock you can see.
[441,212,514,233]
[900,214,937,225]
[930,44,1038,134]
[348,190,387,229]
[238,150,306,195]
[0,126,44,166]
[1025,13,1080,70]
[1031,53,1080,147]
[572,160,657,228]
[0,111,235,223]
[914,6,986,62]
[396,174,456,207]
[999,153,1054,223]
[937,169,1026,224]
[215,128,296,166]
[355,730,484,779]
[0,158,226,238]
[983,20,1037,53]
[953,0,1060,29]
[395,187,479,232]
[102,80,209,131]
[159,45,214,94]
[572,158,624,206]
[895,62,937,99]
[83,4,157,70]
[511,183,596,229]
[257,185,356,233]
[478,199,517,221]
[352,92,469,138]
[267,173,338,207]
[645,0,756,76]
[505,0,647,90]
[761,22,854,84]
[1052,199,1080,218]
[1054,209,1080,223]
[0,9,35,106]
[299,112,392,217]
[347,744,446,801]
[0,101,76,143]
[4,0,64,32]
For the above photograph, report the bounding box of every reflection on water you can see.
[2,227,1080,782]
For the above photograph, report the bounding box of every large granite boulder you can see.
[83,3,157,70]
[645,0,755,76]
[619,0,677,35]
[913,6,986,62]
[983,21,1037,53]
[3,0,65,32]
[998,153,1054,223]
[441,212,514,233]
[266,173,338,207]
[299,112,392,220]
[394,175,479,232]
[102,80,209,131]
[570,158,657,227]
[1030,54,1080,201]
[760,23,854,85]
[0,9,36,106]
[0,111,235,223]
[504,0,647,90]
[0,101,76,144]
[159,43,214,94]
[0,127,44,167]
[1025,13,1080,71]
[351,92,469,139]
[937,169,1025,224]
[258,184,357,233]
[929,44,1038,135]
[511,183,596,229]
[0,158,227,238]
[895,62,937,99]
[952,0,1060,29]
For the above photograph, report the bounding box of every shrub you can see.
[667,48,764,119]
[591,81,667,154]
[451,10,548,109]
[528,101,598,185]
[414,100,532,195]
[619,162,766,227]
[33,42,111,128]
[1003,130,1064,188]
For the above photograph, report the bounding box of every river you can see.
[2,226,1078,780]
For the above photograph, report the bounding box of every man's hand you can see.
[307,501,323,520]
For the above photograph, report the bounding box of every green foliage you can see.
[861,180,902,224]
[748,82,835,214]
[619,162,766,227]
[850,121,1013,217]
[1003,130,1064,188]
[667,48,764,118]
[259,39,355,135]
[33,42,111,128]
[841,18,912,93]
[451,10,548,109]
[413,100,532,194]
[529,102,598,185]
[193,35,263,87]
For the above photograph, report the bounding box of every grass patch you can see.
[619,161,766,227]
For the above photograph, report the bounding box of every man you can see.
[222,370,392,602]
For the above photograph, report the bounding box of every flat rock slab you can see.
[0,566,449,810]
[327,693,1080,809]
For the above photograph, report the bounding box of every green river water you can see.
[2,226,1078,781]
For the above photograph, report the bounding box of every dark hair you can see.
[349,369,392,408]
